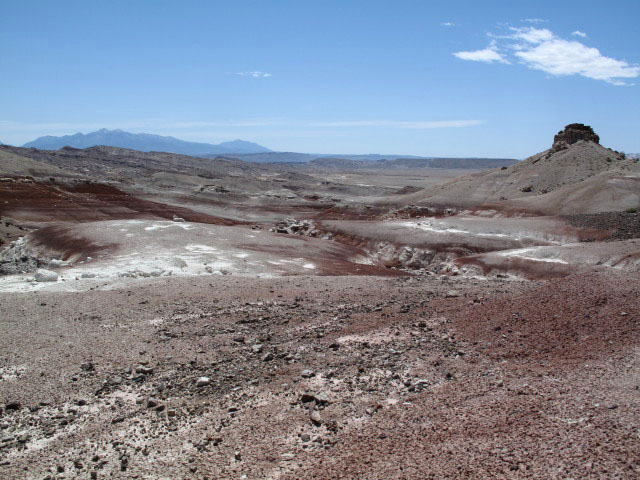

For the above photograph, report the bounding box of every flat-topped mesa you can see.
[552,123,600,151]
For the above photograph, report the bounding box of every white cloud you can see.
[455,26,639,85]
[231,71,272,78]
[509,27,554,44]
[522,18,547,24]
[453,42,508,63]
[441,22,455,27]
[515,38,639,85]
[572,30,587,38]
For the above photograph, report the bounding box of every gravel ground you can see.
[564,211,640,241]
[0,271,638,479]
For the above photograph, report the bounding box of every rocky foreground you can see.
[0,270,638,479]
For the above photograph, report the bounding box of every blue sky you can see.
[1,0,639,157]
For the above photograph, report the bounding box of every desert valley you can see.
[0,122,638,478]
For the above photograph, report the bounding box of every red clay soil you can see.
[236,236,408,277]
[0,178,244,225]
[438,270,639,365]
[279,271,640,479]
[28,225,118,261]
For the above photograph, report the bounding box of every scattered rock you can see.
[80,362,95,372]
[300,392,329,405]
[135,366,154,375]
[4,402,20,411]
[270,218,316,235]
[310,410,323,426]
[314,392,330,404]
[34,269,58,282]
[196,376,211,387]
[300,393,315,403]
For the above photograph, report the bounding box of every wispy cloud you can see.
[572,30,587,38]
[522,18,547,24]
[454,25,639,85]
[310,120,483,129]
[441,22,455,27]
[158,119,279,128]
[453,41,509,64]
[231,71,272,78]
[0,118,482,132]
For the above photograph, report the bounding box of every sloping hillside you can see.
[509,171,640,214]
[0,149,78,178]
[0,144,273,181]
[394,124,639,214]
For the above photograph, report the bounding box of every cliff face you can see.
[552,123,600,151]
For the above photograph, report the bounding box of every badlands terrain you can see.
[0,124,638,479]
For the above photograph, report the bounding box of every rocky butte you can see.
[552,123,600,151]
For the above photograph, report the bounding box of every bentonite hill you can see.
[0,122,638,479]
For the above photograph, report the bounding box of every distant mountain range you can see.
[18,128,520,168]
[22,129,272,155]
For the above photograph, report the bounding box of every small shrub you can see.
[626,207,637,214]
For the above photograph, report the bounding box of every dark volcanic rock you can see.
[552,123,600,151]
